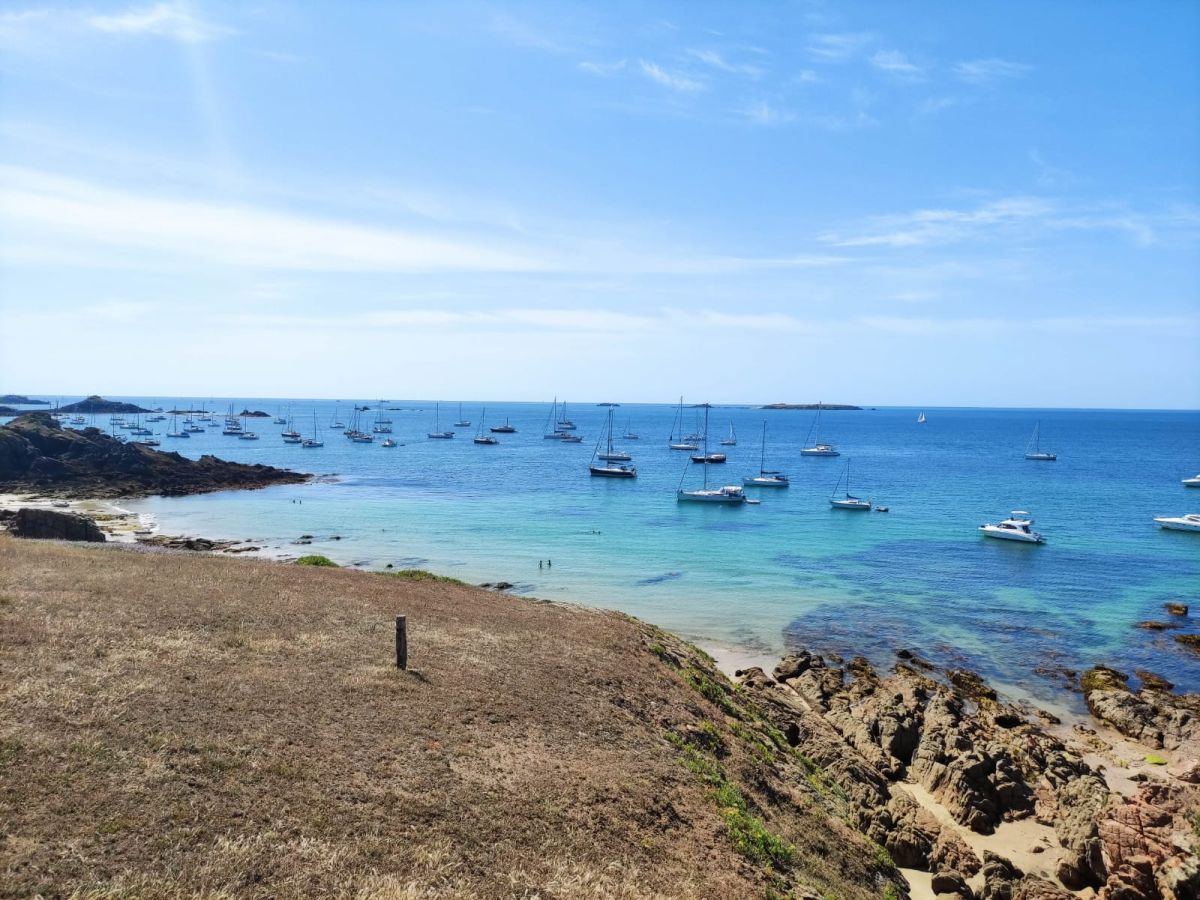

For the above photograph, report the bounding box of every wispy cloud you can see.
[869,50,923,79]
[806,32,873,63]
[823,197,1054,247]
[686,48,764,78]
[740,100,794,126]
[578,59,627,77]
[89,2,232,42]
[859,314,1198,336]
[638,60,703,92]
[953,57,1031,84]
[489,12,564,52]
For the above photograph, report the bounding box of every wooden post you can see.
[395,615,407,670]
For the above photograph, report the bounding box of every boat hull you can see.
[1025,453,1057,461]
[830,499,871,510]
[801,448,840,457]
[590,466,636,478]
[979,526,1043,543]
[1154,516,1200,532]
[1183,477,1200,487]
[743,477,788,488]
[677,488,745,504]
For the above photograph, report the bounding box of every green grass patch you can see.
[295,555,339,567]
[383,569,465,585]
[685,667,743,719]
[1144,754,1168,765]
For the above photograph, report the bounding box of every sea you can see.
[8,398,1200,704]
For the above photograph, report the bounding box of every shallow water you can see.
[15,398,1200,702]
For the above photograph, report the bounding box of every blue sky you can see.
[1,1,1197,407]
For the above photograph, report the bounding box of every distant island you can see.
[238,409,272,418]
[0,406,20,416]
[760,402,862,410]
[0,412,309,498]
[0,394,49,405]
[56,395,152,414]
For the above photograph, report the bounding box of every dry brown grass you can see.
[0,537,890,899]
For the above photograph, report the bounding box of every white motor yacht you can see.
[1183,475,1200,487]
[979,511,1044,543]
[1154,514,1200,533]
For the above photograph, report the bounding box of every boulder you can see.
[10,507,105,542]
[931,869,972,897]
[1164,603,1189,617]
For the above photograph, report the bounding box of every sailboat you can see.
[800,405,840,457]
[427,402,454,439]
[917,412,926,424]
[829,459,871,509]
[282,412,301,440]
[622,419,640,440]
[743,422,789,488]
[677,405,746,504]
[474,409,499,444]
[302,412,324,448]
[590,410,636,478]
[165,413,189,439]
[719,421,737,446]
[329,404,345,429]
[490,417,517,434]
[454,403,471,428]
[1024,421,1057,461]
[371,408,392,434]
[669,396,698,450]
[556,400,576,431]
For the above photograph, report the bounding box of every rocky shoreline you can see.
[0,412,308,498]
[734,648,1198,899]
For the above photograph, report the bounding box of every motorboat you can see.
[1183,475,1200,487]
[1154,514,1200,533]
[829,459,871,509]
[979,511,1044,543]
[744,422,789,488]
[381,437,397,448]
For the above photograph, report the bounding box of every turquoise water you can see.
[13,398,1200,700]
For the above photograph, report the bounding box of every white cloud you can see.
[638,60,703,92]
[860,314,1198,335]
[89,2,232,43]
[686,48,764,77]
[953,58,1031,84]
[869,50,923,78]
[578,59,627,77]
[806,32,873,62]
[740,100,794,126]
[823,197,1055,247]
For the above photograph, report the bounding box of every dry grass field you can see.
[0,537,895,899]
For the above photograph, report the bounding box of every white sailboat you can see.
[719,421,737,446]
[474,408,499,444]
[556,400,576,431]
[829,459,871,509]
[1024,421,1056,461]
[917,412,926,424]
[329,404,345,429]
[800,405,840,457]
[303,412,324,448]
[454,403,471,428]
[543,396,565,439]
[166,413,188,439]
[622,419,640,440]
[678,405,746,504]
[744,422,789,488]
[427,402,454,439]
[669,396,698,450]
[590,410,636,478]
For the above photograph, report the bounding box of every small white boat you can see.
[302,438,324,448]
[744,422,788,488]
[555,400,576,430]
[980,511,1044,543]
[668,396,698,450]
[1154,514,1200,533]
[597,450,632,461]
[453,403,470,428]
[1183,475,1200,487]
[829,459,871,510]
[719,422,737,446]
[283,435,302,444]
[917,412,926,424]
[1024,421,1056,461]
[381,437,397,448]
[239,431,259,441]
[670,442,699,451]
[559,434,584,443]
[801,405,840,457]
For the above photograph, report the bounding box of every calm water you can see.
[12,398,1200,702]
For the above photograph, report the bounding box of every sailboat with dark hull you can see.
[590,410,636,478]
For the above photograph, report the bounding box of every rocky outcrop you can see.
[0,412,309,498]
[0,406,20,416]
[56,395,151,414]
[740,651,1200,900]
[0,395,49,405]
[1082,666,1200,752]
[9,508,106,542]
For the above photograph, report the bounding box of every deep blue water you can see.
[8,397,1199,702]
